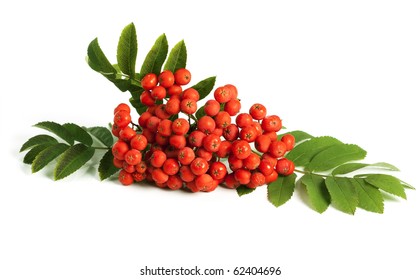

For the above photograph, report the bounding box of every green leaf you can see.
[325,177,358,215]
[195,106,206,119]
[192,76,217,100]
[34,121,74,145]
[286,136,342,167]
[139,34,168,79]
[20,134,58,152]
[23,143,53,164]
[98,149,119,180]
[236,185,256,196]
[164,40,187,73]
[117,23,137,77]
[54,144,95,180]
[277,130,313,144]
[87,127,114,148]
[332,162,399,175]
[307,144,367,172]
[62,123,93,146]
[31,143,70,173]
[364,174,406,199]
[301,174,330,213]
[129,96,148,115]
[267,173,297,207]
[354,179,384,214]
[87,38,116,77]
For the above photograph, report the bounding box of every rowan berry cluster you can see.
[111,68,296,191]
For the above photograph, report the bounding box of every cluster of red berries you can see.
[111,68,296,191]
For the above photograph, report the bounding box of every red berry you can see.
[224,84,238,99]
[146,116,161,132]
[224,173,240,189]
[124,149,142,166]
[265,169,278,183]
[214,86,231,103]
[172,118,190,135]
[178,147,195,165]
[255,135,271,153]
[165,98,181,115]
[152,168,169,184]
[168,84,183,96]
[231,140,252,160]
[119,126,136,142]
[114,103,131,115]
[258,159,274,176]
[223,124,239,141]
[195,174,214,191]
[243,153,261,170]
[235,113,253,128]
[228,154,243,171]
[197,116,216,134]
[203,134,221,153]
[180,98,197,114]
[141,73,158,90]
[216,140,232,158]
[261,115,282,132]
[132,172,147,182]
[224,99,241,116]
[281,134,295,151]
[190,157,209,176]
[113,157,124,168]
[182,88,199,101]
[204,99,221,117]
[138,111,152,128]
[158,70,175,88]
[123,161,136,173]
[188,130,206,147]
[150,150,167,168]
[114,110,131,128]
[174,68,191,85]
[249,103,267,120]
[234,169,251,185]
[157,119,173,137]
[140,91,155,106]
[239,125,258,142]
[155,133,169,146]
[162,158,180,175]
[112,124,121,137]
[112,140,130,160]
[209,161,227,180]
[167,175,183,190]
[179,165,196,182]
[214,111,231,129]
[250,172,266,188]
[119,170,134,186]
[154,104,171,120]
[269,140,287,158]
[169,134,187,149]
[135,161,147,174]
[151,85,166,100]
[276,158,295,176]
[196,148,213,162]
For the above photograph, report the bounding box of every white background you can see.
[1,0,419,279]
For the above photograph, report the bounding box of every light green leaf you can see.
[117,23,137,77]
[63,123,93,146]
[23,143,54,165]
[364,174,406,199]
[31,143,70,173]
[332,162,399,175]
[98,149,119,181]
[236,185,256,196]
[307,144,367,172]
[286,136,342,167]
[277,130,313,144]
[87,127,114,148]
[164,40,187,73]
[354,179,384,214]
[34,121,74,145]
[139,34,168,79]
[267,173,297,207]
[54,144,95,180]
[192,76,217,100]
[20,134,58,152]
[301,174,330,213]
[87,38,116,77]
[325,177,358,215]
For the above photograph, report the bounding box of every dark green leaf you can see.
[23,143,53,164]
[20,134,58,152]
[192,76,217,100]
[307,144,367,172]
[63,123,93,146]
[98,149,119,180]
[164,40,187,73]
[34,121,74,145]
[117,23,137,77]
[364,174,406,199]
[195,106,205,119]
[88,127,114,148]
[354,179,384,214]
[87,38,116,77]
[325,177,358,215]
[236,185,256,196]
[277,130,313,144]
[301,174,330,213]
[332,162,399,175]
[286,136,342,167]
[31,143,70,173]
[54,144,95,180]
[267,173,297,207]
[139,34,168,79]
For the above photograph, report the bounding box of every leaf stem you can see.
[294,168,328,178]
